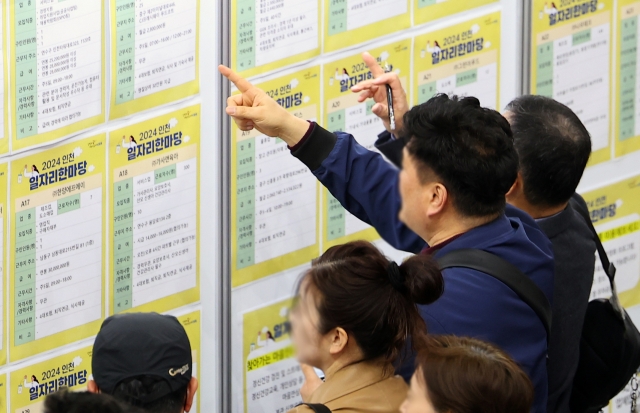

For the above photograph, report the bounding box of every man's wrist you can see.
[288,121,315,151]
[280,116,312,147]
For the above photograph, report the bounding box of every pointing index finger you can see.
[362,52,385,78]
[218,65,255,93]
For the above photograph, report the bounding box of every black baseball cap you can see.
[92,312,192,403]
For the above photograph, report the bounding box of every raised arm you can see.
[220,66,425,253]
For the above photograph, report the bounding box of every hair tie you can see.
[387,261,406,293]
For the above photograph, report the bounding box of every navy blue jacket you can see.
[291,125,555,413]
[375,130,597,413]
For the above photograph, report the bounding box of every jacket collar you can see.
[434,213,515,258]
[534,204,573,239]
[310,358,393,404]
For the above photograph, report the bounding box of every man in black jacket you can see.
[503,96,595,413]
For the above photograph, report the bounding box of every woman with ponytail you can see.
[288,240,444,413]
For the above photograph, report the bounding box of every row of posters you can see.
[231,12,503,287]
[232,2,640,413]
[0,0,200,155]
[230,0,500,77]
[231,0,640,291]
[233,0,640,168]
[0,0,204,410]
[0,104,201,364]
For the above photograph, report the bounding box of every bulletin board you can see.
[224,0,640,412]
[0,0,639,412]
[0,0,219,412]
[225,1,522,412]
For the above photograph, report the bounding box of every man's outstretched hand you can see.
[219,65,310,147]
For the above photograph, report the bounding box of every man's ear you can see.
[184,377,199,412]
[506,172,524,198]
[87,380,99,393]
[424,182,448,218]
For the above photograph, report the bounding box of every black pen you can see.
[384,63,396,131]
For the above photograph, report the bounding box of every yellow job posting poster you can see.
[231,0,321,78]
[0,0,8,156]
[615,0,640,157]
[324,0,410,53]
[9,136,106,361]
[232,67,320,288]
[413,0,498,26]
[109,0,200,119]
[0,374,5,413]
[323,40,411,249]
[179,310,201,413]
[413,11,501,109]
[243,298,303,413]
[530,0,613,166]
[582,175,640,308]
[10,346,92,413]
[10,0,105,152]
[109,105,200,315]
[0,163,6,365]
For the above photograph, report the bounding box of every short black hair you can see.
[44,390,132,413]
[111,376,187,413]
[505,95,591,207]
[403,94,518,217]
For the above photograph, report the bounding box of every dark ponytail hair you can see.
[299,240,444,365]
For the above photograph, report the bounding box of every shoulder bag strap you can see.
[438,248,552,338]
[569,193,625,319]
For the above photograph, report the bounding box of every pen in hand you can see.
[384,63,396,131]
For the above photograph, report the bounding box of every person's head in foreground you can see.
[504,95,592,217]
[289,240,444,407]
[399,94,518,244]
[44,389,134,413]
[401,335,534,413]
[89,312,198,413]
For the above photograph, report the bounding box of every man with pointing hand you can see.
[220,63,554,413]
